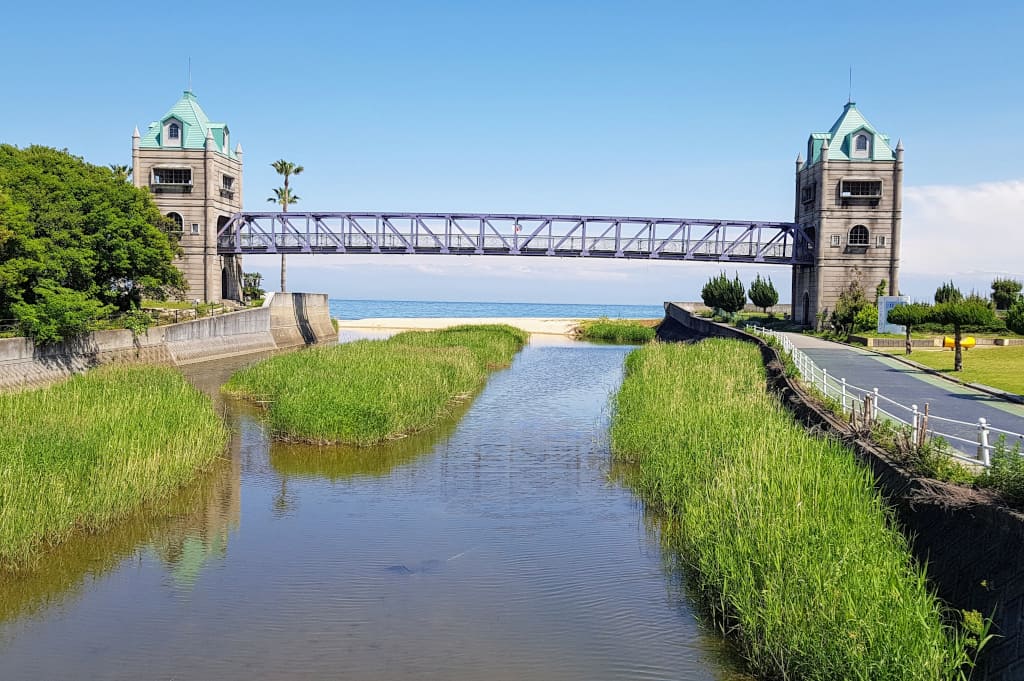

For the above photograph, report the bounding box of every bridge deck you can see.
[216,212,812,265]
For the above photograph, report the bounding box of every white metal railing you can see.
[749,325,1024,467]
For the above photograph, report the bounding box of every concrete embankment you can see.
[659,301,1024,680]
[0,292,336,391]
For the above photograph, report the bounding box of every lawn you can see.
[887,347,1024,395]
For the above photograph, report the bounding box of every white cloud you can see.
[903,179,1024,279]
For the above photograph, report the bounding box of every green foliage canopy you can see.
[991,278,1023,311]
[932,298,997,371]
[934,280,963,305]
[747,274,779,313]
[701,271,746,314]
[829,280,870,338]
[0,145,184,343]
[1007,297,1024,336]
[886,302,934,355]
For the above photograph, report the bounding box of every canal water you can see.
[0,337,746,680]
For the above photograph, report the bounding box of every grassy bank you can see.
[0,366,228,571]
[224,324,527,446]
[611,340,978,680]
[885,346,1024,395]
[575,318,657,344]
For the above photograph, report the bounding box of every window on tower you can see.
[848,225,869,246]
[852,132,871,159]
[151,167,193,193]
[838,178,882,206]
[168,123,180,140]
[166,212,184,232]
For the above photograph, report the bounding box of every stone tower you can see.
[133,90,244,302]
[791,102,903,326]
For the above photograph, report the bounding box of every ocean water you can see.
[329,299,665,320]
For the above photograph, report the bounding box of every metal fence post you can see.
[911,405,919,446]
[872,388,879,420]
[978,417,991,466]
[841,378,847,411]
[821,367,828,397]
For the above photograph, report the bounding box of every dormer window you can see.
[168,123,180,140]
[852,132,871,159]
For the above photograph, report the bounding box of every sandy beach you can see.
[334,317,584,336]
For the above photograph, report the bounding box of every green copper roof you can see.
[806,102,894,165]
[139,90,236,158]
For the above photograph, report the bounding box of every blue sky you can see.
[2,1,1022,304]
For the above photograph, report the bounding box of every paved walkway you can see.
[783,333,1024,456]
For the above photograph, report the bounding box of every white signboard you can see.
[878,296,911,334]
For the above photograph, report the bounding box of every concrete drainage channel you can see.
[0,292,337,391]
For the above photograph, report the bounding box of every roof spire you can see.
[848,66,853,105]
[187,56,192,93]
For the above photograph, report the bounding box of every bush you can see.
[853,304,878,333]
[701,271,746,315]
[748,274,779,313]
[830,280,870,338]
[11,285,113,345]
[935,280,963,305]
[991,278,1022,311]
[1007,297,1024,335]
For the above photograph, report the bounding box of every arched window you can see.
[848,224,869,246]
[167,212,184,231]
[168,123,180,140]
[852,132,870,158]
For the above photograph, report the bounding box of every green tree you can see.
[931,298,997,371]
[934,280,963,305]
[875,279,888,302]
[0,145,184,344]
[1007,297,1024,336]
[268,159,304,293]
[701,271,746,315]
[747,274,779,314]
[886,302,933,355]
[242,271,265,302]
[829,280,870,339]
[991,278,1023,311]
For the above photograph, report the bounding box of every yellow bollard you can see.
[943,336,975,349]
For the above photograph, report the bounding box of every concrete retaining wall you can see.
[0,292,336,391]
[659,301,1024,679]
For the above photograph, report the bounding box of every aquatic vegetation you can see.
[0,365,228,571]
[224,324,527,446]
[611,339,980,681]
[575,317,656,344]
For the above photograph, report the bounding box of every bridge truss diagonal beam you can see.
[216,212,811,265]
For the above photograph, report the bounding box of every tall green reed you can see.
[0,365,228,571]
[223,325,528,446]
[611,339,980,680]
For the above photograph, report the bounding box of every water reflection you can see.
[269,398,472,481]
[0,452,239,623]
[0,340,750,681]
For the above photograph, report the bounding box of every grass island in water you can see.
[223,324,528,446]
[611,339,983,681]
[575,317,657,344]
[0,365,228,571]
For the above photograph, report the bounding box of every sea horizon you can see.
[328,298,666,320]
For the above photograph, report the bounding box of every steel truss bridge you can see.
[216,212,812,265]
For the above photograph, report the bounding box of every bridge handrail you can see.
[748,325,1024,467]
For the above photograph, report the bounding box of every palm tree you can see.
[109,164,132,182]
[267,159,304,292]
